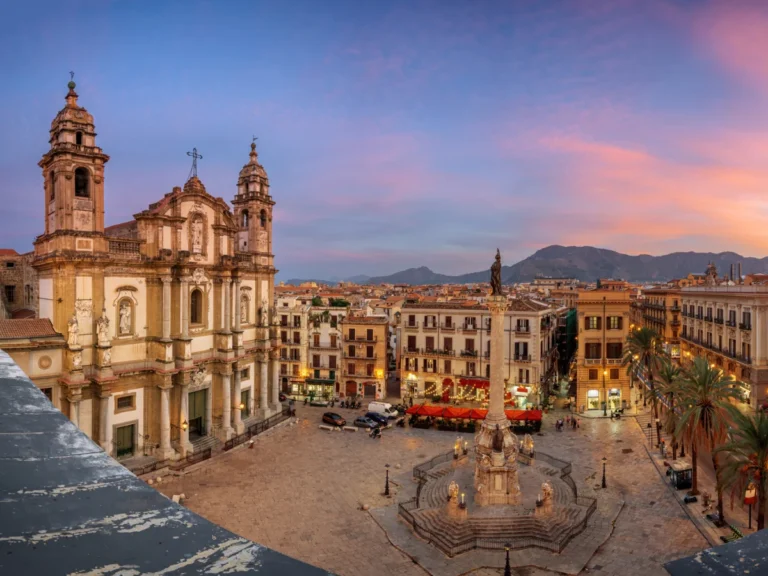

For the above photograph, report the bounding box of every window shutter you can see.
[597,317,602,330]
[617,317,623,330]
[584,317,590,330]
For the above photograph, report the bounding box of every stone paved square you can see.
[155,407,708,576]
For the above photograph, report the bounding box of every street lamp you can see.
[655,417,661,447]
[601,456,607,489]
[181,419,188,432]
[384,463,390,497]
[503,543,511,576]
[602,369,608,417]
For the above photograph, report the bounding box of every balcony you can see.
[349,335,378,343]
[404,322,420,331]
[606,358,623,365]
[726,320,737,328]
[704,315,713,322]
[644,302,666,311]
[460,350,479,358]
[585,358,601,365]
[402,346,419,355]
[740,323,752,331]
[440,323,455,331]
[695,314,703,320]
[514,354,531,362]
[670,305,681,312]
[310,363,329,369]
[516,325,531,334]
[309,343,341,350]
[343,352,377,360]
[462,324,478,333]
[423,323,438,332]
[424,348,455,357]
[714,318,723,325]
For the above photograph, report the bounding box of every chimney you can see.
[730,263,734,283]
[738,262,742,284]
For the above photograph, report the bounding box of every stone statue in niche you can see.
[191,218,203,253]
[67,312,79,348]
[96,309,110,345]
[260,298,268,326]
[241,297,247,323]
[119,301,132,335]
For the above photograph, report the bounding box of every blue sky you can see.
[2,0,768,280]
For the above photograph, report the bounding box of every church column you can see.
[233,280,241,332]
[271,350,281,411]
[180,382,190,453]
[68,395,80,429]
[161,276,172,340]
[205,386,213,437]
[233,367,243,432]
[259,355,269,414]
[221,371,233,439]
[180,277,189,339]
[223,278,232,333]
[159,385,172,458]
[99,391,112,455]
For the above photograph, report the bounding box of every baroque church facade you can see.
[31,78,282,460]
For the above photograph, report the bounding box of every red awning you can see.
[469,408,488,420]
[459,378,490,389]
[516,387,528,393]
[505,409,542,421]
[405,405,542,421]
[442,377,454,386]
[442,407,471,419]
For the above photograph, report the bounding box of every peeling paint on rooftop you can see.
[0,350,333,575]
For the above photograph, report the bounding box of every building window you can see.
[241,389,251,418]
[260,209,267,227]
[585,343,601,359]
[292,364,299,376]
[240,368,250,380]
[42,388,53,402]
[293,332,301,344]
[190,289,203,324]
[588,369,598,380]
[5,262,14,268]
[586,316,600,330]
[49,170,55,200]
[76,131,83,145]
[348,363,356,375]
[444,360,451,374]
[610,368,619,379]
[367,364,374,376]
[281,363,288,375]
[329,356,337,369]
[74,167,90,198]
[606,343,623,358]
[241,210,249,228]
[115,394,136,413]
[4,285,15,303]
[608,316,622,330]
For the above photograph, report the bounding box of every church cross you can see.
[186,147,203,178]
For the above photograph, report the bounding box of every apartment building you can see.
[680,285,768,410]
[340,315,388,400]
[305,305,349,397]
[276,297,310,394]
[632,287,681,359]
[398,299,562,406]
[575,289,632,413]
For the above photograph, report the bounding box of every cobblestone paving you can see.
[155,406,707,576]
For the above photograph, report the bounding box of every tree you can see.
[311,296,323,306]
[655,357,682,460]
[715,405,768,530]
[623,326,664,415]
[675,357,738,522]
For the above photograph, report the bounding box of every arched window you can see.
[190,289,203,324]
[241,210,249,228]
[49,171,55,200]
[260,209,267,227]
[76,131,83,146]
[74,167,89,198]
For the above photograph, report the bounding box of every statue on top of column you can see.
[490,248,503,296]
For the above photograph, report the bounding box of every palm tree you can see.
[676,357,739,522]
[715,405,768,530]
[623,327,664,417]
[655,357,682,460]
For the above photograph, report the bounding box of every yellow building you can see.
[340,316,388,400]
[575,289,631,414]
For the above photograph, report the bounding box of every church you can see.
[20,78,282,461]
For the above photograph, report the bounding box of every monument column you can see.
[271,349,281,411]
[179,381,190,455]
[99,390,112,455]
[259,353,269,417]
[221,371,233,439]
[486,296,508,427]
[233,280,241,332]
[223,278,232,333]
[233,366,243,433]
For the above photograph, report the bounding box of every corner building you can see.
[32,80,282,461]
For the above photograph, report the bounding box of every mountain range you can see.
[353,245,768,285]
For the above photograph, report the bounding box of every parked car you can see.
[322,412,346,427]
[367,401,399,419]
[365,412,389,427]
[353,416,379,429]
[310,398,330,407]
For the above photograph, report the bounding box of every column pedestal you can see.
[158,385,175,460]
[270,353,281,412]
[220,372,234,440]
[233,367,244,434]
[99,391,112,455]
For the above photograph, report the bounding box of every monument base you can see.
[474,450,521,506]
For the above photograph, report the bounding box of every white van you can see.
[367,401,398,419]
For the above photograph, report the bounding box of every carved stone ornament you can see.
[75,299,92,317]
[189,366,207,390]
[102,348,112,365]
[192,268,207,285]
[96,309,110,345]
[72,352,82,368]
[38,355,52,370]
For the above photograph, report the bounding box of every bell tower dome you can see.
[231,140,274,264]
[37,76,110,253]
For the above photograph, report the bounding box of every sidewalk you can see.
[633,406,757,546]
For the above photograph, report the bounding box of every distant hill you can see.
[364,246,768,285]
[280,274,371,287]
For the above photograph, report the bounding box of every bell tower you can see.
[231,140,274,263]
[37,75,109,253]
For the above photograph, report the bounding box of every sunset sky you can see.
[2,0,768,279]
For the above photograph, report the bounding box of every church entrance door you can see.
[345,381,357,398]
[189,389,207,439]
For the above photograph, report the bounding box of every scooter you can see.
[369,427,382,439]
[396,418,405,428]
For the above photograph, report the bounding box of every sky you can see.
[2,0,768,280]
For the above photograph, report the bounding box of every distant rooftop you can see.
[0,318,59,340]
[0,351,332,575]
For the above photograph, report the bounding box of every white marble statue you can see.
[260,298,268,326]
[67,312,79,348]
[119,301,131,335]
[191,219,203,253]
[96,309,110,345]
[240,297,247,324]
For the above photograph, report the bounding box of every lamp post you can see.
[384,463,390,497]
[601,456,607,489]
[503,542,511,576]
[655,417,661,447]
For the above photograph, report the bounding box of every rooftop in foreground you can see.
[0,350,332,575]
